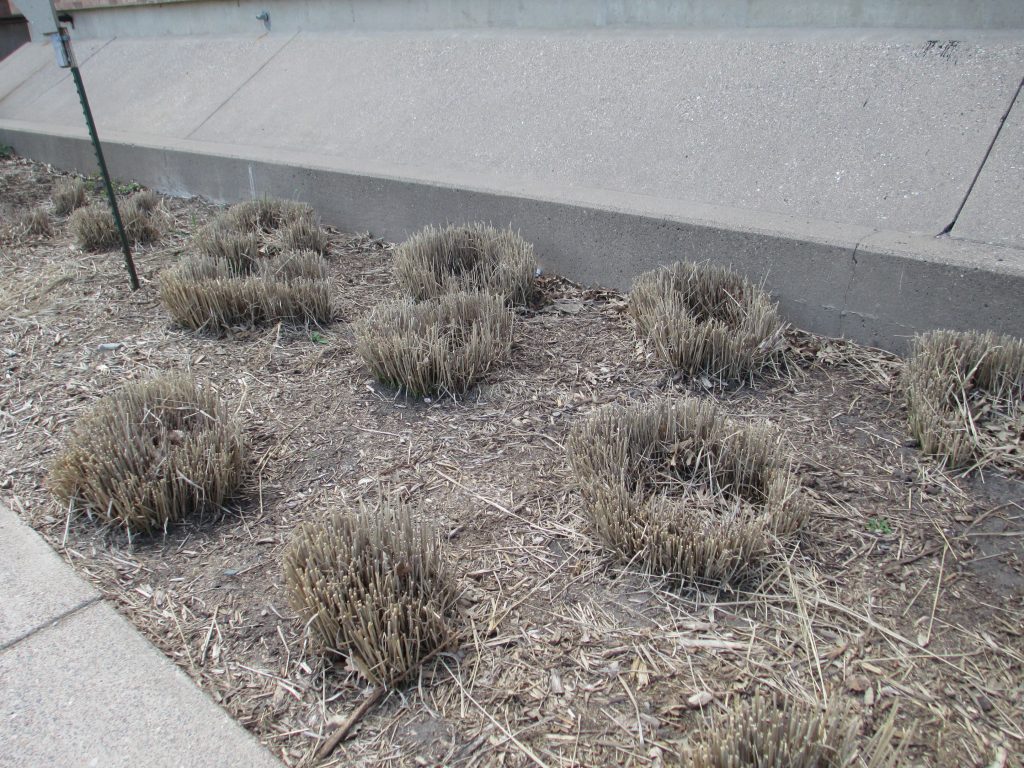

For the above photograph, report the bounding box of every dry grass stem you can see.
[906,329,1024,471]
[355,291,513,397]
[394,223,537,305]
[630,261,786,381]
[283,499,459,687]
[49,375,248,534]
[568,397,809,588]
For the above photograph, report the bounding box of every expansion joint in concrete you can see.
[0,594,103,653]
[942,72,1024,236]
[837,235,866,338]
[184,31,299,140]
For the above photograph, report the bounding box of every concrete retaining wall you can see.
[3,120,1022,354]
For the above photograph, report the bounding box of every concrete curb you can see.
[0,502,283,768]
[2,119,1022,354]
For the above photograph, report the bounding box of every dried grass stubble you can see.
[688,694,905,768]
[172,198,332,330]
[905,329,1024,471]
[279,215,330,254]
[160,249,332,331]
[69,193,161,251]
[394,223,537,305]
[568,397,808,587]
[194,198,328,264]
[194,220,262,273]
[630,261,786,381]
[49,376,248,534]
[354,291,513,397]
[283,500,459,687]
[224,198,313,234]
[52,177,88,216]
[16,207,53,238]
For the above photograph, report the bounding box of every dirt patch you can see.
[2,156,1022,767]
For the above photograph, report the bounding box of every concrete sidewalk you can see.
[0,502,283,768]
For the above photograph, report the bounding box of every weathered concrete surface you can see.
[3,32,1020,237]
[0,36,109,113]
[20,35,293,139]
[0,501,283,767]
[3,120,1023,354]
[46,0,1024,41]
[192,32,1024,236]
[848,230,1024,346]
[0,37,48,102]
[0,502,97,648]
[952,86,1024,248]
[1,602,284,768]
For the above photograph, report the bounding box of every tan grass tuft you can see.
[52,177,87,216]
[567,397,808,588]
[194,197,328,265]
[49,376,247,535]
[165,198,331,331]
[688,694,903,767]
[393,223,537,305]
[121,194,162,243]
[279,215,330,254]
[283,499,459,687]
[16,207,53,238]
[194,219,261,272]
[354,291,513,397]
[160,250,332,331]
[224,198,313,234]
[128,189,160,214]
[905,329,1024,471]
[69,205,118,251]
[629,261,785,381]
[69,199,161,251]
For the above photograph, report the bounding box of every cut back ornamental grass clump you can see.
[283,499,459,688]
[52,177,87,216]
[354,290,513,397]
[393,222,537,305]
[15,207,53,238]
[170,198,333,331]
[567,397,809,589]
[905,329,1024,472]
[49,376,247,536]
[195,197,329,266]
[160,249,332,331]
[687,694,905,768]
[629,261,786,382]
[68,193,161,251]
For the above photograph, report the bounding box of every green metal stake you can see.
[58,27,140,290]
